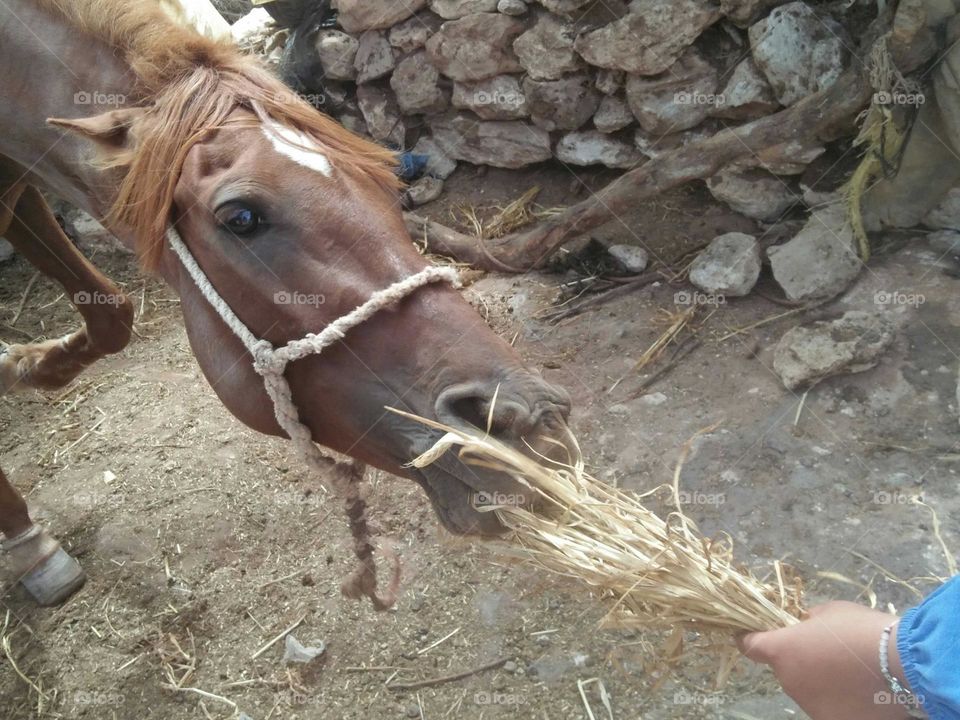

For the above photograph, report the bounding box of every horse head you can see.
[50,64,572,536]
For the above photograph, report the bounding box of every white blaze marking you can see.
[262,119,332,177]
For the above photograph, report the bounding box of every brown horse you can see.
[0,0,571,605]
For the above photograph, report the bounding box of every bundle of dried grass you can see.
[392,410,803,636]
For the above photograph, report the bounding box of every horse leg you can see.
[0,184,134,393]
[0,466,85,605]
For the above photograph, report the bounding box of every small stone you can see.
[688,232,761,297]
[411,136,458,179]
[593,95,634,133]
[749,2,848,106]
[315,30,359,81]
[555,130,642,169]
[773,311,895,390]
[354,31,395,84]
[391,51,448,114]
[405,704,421,718]
[608,244,649,273]
[640,392,668,406]
[707,168,797,222]
[406,176,444,206]
[504,660,519,673]
[498,0,528,15]
[767,203,862,302]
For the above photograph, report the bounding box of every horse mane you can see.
[39,0,401,270]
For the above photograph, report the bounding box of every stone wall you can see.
[237,0,852,217]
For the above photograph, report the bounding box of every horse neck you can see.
[0,0,139,248]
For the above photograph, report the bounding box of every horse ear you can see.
[47,108,144,150]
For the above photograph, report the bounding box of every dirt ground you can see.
[1,164,958,720]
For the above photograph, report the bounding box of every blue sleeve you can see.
[898,576,960,720]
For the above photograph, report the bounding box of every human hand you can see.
[739,602,914,720]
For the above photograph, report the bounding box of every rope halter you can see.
[166,226,461,608]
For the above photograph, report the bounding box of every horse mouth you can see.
[411,467,505,536]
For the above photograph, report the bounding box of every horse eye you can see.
[217,205,262,236]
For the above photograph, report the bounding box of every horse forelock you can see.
[39,0,400,272]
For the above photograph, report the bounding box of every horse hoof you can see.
[21,546,87,605]
[2,526,86,606]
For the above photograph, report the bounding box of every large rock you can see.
[773,311,895,390]
[315,30,359,81]
[555,130,643,169]
[689,232,761,296]
[749,2,848,106]
[425,13,525,82]
[337,0,428,33]
[523,74,601,131]
[452,76,529,120]
[593,96,634,133]
[388,13,442,53]
[513,11,584,81]
[430,0,498,17]
[354,31,395,83]
[712,57,779,119]
[391,52,449,114]
[411,135,459,179]
[625,49,718,134]
[356,84,406,146]
[707,168,797,222]
[431,114,552,167]
[767,203,862,302]
[574,0,721,75]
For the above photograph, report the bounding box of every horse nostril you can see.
[435,383,533,439]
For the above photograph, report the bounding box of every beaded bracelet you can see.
[880,622,927,719]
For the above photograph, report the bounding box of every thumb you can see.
[737,630,778,664]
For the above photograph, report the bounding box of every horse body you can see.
[0,0,571,605]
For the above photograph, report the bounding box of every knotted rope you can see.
[166,227,460,609]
